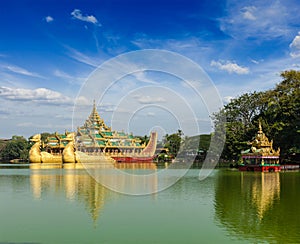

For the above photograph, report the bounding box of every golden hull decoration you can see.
[29,133,116,166]
[29,103,157,166]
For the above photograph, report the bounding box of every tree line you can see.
[0,133,56,161]
[0,136,30,161]
[0,130,211,162]
[213,70,300,162]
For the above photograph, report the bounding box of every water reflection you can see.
[30,169,113,223]
[86,163,158,195]
[30,163,158,222]
[2,167,300,243]
[215,171,300,243]
[251,173,280,219]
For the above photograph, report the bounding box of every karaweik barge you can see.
[29,102,157,166]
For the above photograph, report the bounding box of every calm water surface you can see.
[0,166,299,243]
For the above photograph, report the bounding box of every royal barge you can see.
[29,102,157,165]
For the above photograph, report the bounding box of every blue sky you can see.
[1,0,300,138]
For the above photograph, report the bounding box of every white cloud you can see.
[45,16,54,23]
[250,59,260,64]
[219,1,298,40]
[71,9,101,26]
[290,33,300,49]
[210,60,249,74]
[290,32,300,58]
[242,6,256,20]
[1,64,43,78]
[223,96,234,103]
[146,112,155,117]
[133,94,166,104]
[54,69,74,79]
[214,55,300,106]
[0,86,73,105]
[131,36,210,56]
[132,72,158,84]
[75,96,92,106]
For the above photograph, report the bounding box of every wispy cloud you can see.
[53,69,85,85]
[290,32,300,58]
[45,16,54,23]
[219,0,299,40]
[210,60,249,74]
[71,9,101,26]
[241,6,256,20]
[0,109,9,116]
[132,71,158,85]
[146,112,155,117]
[1,64,44,78]
[16,122,71,130]
[0,86,73,105]
[250,59,260,64]
[133,94,166,104]
[65,46,101,67]
[132,36,209,54]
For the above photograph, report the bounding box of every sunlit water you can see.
[0,165,299,243]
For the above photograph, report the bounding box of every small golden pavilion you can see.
[239,122,281,172]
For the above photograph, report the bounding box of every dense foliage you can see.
[163,130,183,157]
[162,131,211,158]
[214,70,300,161]
[0,136,30,161]
[1,132,57,161]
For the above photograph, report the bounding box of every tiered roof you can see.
[242,122,280,157]
[45,132,70,149]
[81,100,111,133]
[42,102,145,152]
[76,102,143,149]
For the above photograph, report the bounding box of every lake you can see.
[0,165,299,243]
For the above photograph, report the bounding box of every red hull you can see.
[111,132,157,163]
[112,156,154,163]
[239,165,281,172]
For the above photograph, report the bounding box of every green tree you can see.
[0,140,7,153]
[0,135,30,161]
[214,70,300,162]
[214,92,265,160]
[137,135,149,145]
[28,132,56,145]
[163,130,183,157]
[199,134,211,151]
[262,70,300,156]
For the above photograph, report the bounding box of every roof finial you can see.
[92,99,97,113]
[258,120,263,133]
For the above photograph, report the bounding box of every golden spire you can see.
[92,99,97,114]
[81,100,110,131]
[258,120,263,134]
[248,120,280,156]
[89,100,101,123]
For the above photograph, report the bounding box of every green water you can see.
[0,167,299,243]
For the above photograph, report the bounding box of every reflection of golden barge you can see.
[239,122,281,172]
[29,102,157,165]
